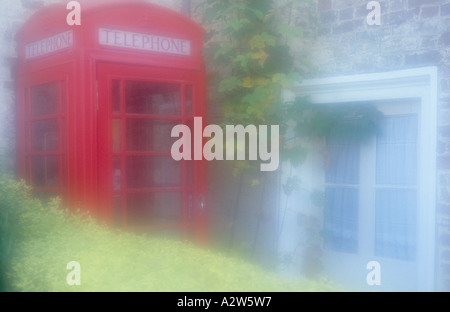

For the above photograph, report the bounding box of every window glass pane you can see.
[25,89,29,118]
[323,187,358,253]
[376,115,417,185]
[185,85,193,116]
[31,119,59,152]
[187,191,194,221]
[125,81,180,115]
[31,156,59,188]
[112,119,121,152]
[113,157,122,191]
[326,137,359,184]
[25,156,31,180]
[60,119,66,151]
[112,80,121,114]
[375,189,416,261]
[126,192,182,226]
[61,81,66,114]
[31,82,58,116]
[127,156,182,189]
[113,195,122,226]
[61,155,66,188]
[126,119,179,152]
[186,160,194,186]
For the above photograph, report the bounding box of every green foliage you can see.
[0,177,338,292]
[287,99,383,142]
[0,175,32,291]
[200,0,305,128]
[200,0,381,173]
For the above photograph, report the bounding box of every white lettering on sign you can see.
[98,28,191,56]
[25,30,74,59]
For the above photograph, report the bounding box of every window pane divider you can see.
[32,187,65,192]
[112,152,174,157]
[28,151,64,156]
[375,185,417,189]
[324,183,359,188]
[27,114,64,122]
[124,187,183,194]
[116,114,186,121]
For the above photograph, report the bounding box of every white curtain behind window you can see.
[324,136,360,253]
[324,115,418,260]
[375,115,418,261]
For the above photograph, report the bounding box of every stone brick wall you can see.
[300,0,450,291]
[309,0,450,75]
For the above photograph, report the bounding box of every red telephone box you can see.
[16,0,208,242]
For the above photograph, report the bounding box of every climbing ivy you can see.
[199,0,381,173]
[199,0,306,172]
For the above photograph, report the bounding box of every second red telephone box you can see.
[16,0,208,242]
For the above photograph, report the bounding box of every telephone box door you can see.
[97,63,207,240]
[17,64,72,202]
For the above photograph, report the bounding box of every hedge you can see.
[0,176,337,292]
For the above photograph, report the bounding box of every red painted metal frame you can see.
[16,0,208,243]
[17,64,73,202]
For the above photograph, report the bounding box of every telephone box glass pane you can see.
[61,155,66,188]
[31,83,58,116]
[126,119,179,152]
[185,85,193,116]
[31,156,59,188]
[113,195,122,226]
[113,157,122,191]
[61,81,66,114]
[112,119,122,152]
[112,80,121,114]
[126,156,182,189]
[61,118,66,151]
[125,81,180,115]
[187,191,195,221]
[186,160,194,186]
[31,119,59,152]
[127,192,182,226]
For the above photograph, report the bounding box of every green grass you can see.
[1,177,337,292]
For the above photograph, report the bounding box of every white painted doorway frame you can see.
[284,67,438,291]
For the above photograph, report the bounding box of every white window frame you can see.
[284,67,437,291]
